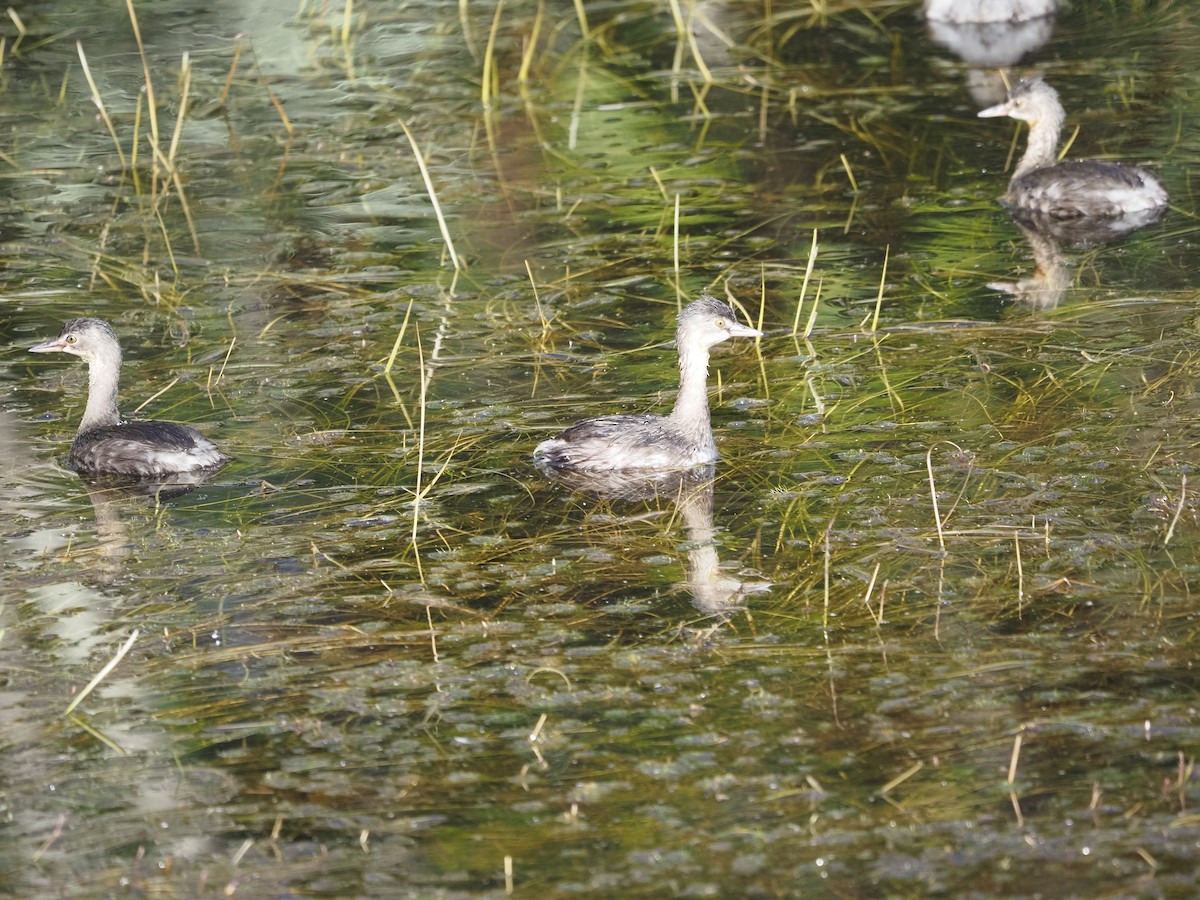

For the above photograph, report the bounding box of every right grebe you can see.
[978,77,1168,220]
[534,294,762,472]
[30,317,229,478]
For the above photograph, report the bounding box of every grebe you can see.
[534,295,762,472]
[30,317,228,478]
[978,77,1168,220]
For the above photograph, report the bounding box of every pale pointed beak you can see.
[728,322,764,339]
[29,337,68,354]
[977,101,1014,119]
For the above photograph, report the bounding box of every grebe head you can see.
[677,294,763,350]
[30,317,121,363]
[977,76,1061,127]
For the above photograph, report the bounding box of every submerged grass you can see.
[6,0,1200,897]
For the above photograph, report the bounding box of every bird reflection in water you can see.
[538,465,771,621]
[72,472,222,581]
[988,221,1069,310]
[990,209,1167,311]
[923,0,1060,107]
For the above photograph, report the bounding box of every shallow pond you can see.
[2,0,1200,896]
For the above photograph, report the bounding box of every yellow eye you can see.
[715,317,728,328]
[65,335,77,344]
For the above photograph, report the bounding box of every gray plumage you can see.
[30,317,228,478]
[978,77,1168,220]
[534,295,762,473]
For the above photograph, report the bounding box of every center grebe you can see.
[978,76,1168,220]
[30,317,229,478]
[534,294,762,472]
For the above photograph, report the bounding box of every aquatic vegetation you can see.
[1,0,1197,897]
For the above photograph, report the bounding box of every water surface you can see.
[2,0,1199,896]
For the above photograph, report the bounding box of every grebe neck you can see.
[81,342,123,433]
[667,338,712,440]
[1014,104,1065,180]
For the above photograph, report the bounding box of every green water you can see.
[2,0,1199,896]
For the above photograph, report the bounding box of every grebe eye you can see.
[715,317,728,328]
[65,335,77,344]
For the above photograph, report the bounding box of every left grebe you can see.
[30,317,229,477]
